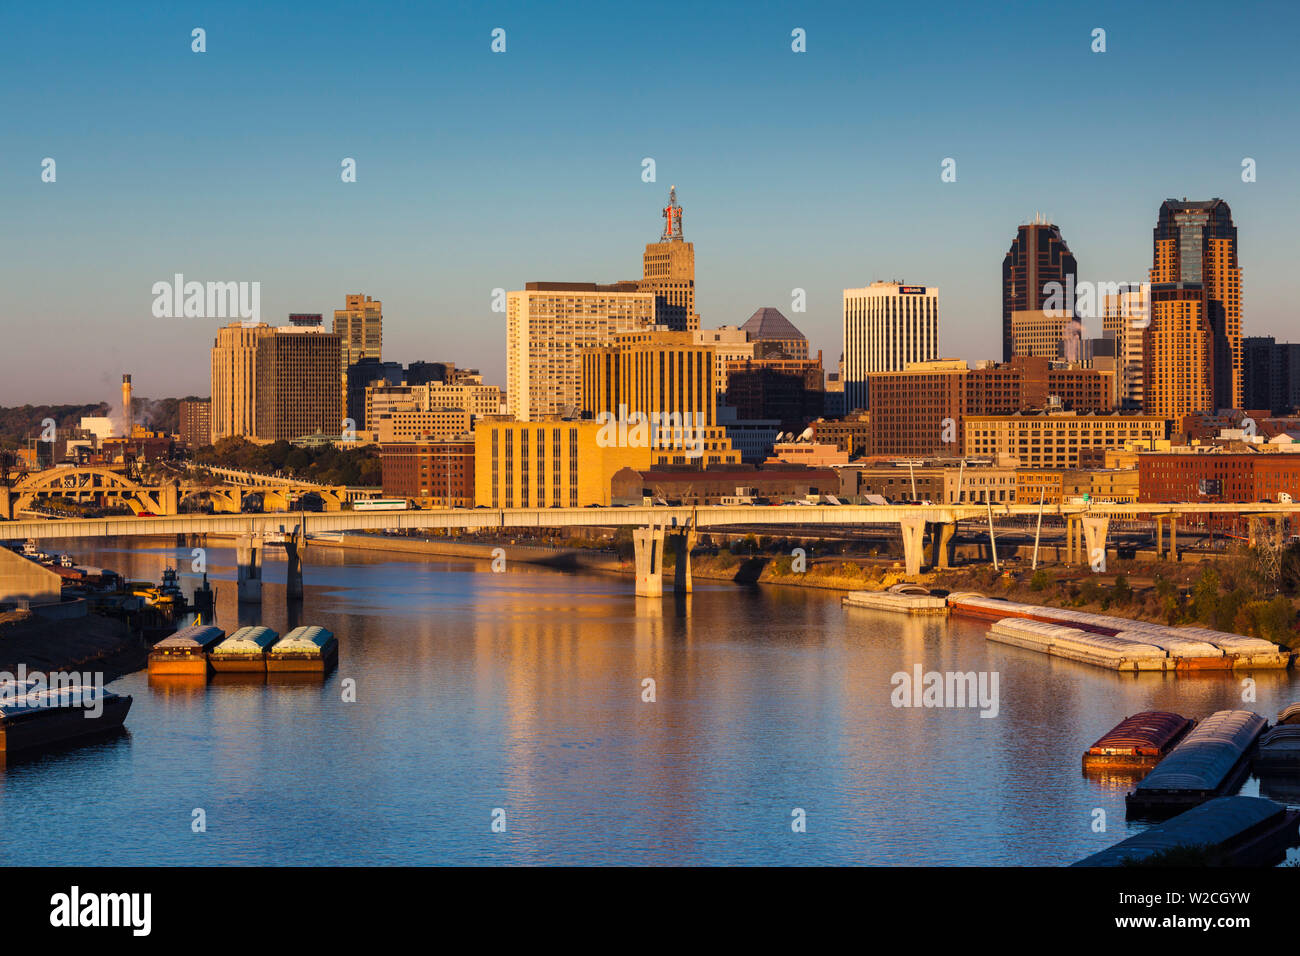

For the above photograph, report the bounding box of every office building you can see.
[1103,286,1149,409]
[1145,198,1242,418]
[506,283,655,421]
[210,322,275,441]
[1244,336,1300,415]
[254,326,344,441]
[739,308,808,360]
[1002,217,1078,362]
[381,438,475,508]
[637,186,699,331]
[178,398,212,447]
[963,411,1168,469]
[843,281,939,410]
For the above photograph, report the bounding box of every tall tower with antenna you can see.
[640,186,698,330]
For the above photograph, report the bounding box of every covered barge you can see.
[0,682,133,755]
[267,626,338,673]
[147,624,226,676]
[1126,710,1268,818]
[1074,796,1300,866]
[1083,711,1195,771]
[210,626,280,673]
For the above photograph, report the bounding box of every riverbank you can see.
[0,609,145,682]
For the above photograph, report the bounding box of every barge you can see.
[1082,711,1196,772]
[1277,702,1300,726]
[147,624,226,676]
[987,618,1169,672]
[1074,795,1300,867]
[0,683,133,755]
[267,626,338,673]
[209,626,280,673]
[842,591,948,615]
[1126,709,1268,818]
[1255,725,1300,773]
[949,593,1289,670]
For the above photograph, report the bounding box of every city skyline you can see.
[4,0,1299,404]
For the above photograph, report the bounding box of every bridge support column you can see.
[160,482,179,516]
[930,521,956,570]
[669,527,696,594]
[236,534,263,603]
[1081,516,1110,571]
[284,539,303,600]
[1064,516,1077,564]
[899,515,927,576]
[0,487,11,521]
[1168,517,1177,561]
[633,523,665,597]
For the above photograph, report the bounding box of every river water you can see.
[2,540,1297,866]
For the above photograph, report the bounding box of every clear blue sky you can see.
[2,0,1297,404]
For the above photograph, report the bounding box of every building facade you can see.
[1146,198,1242,417]
[381,438,475,508]
[210,322,274,441]
[178,398,212,447]
[843,281,939,411]
[254,327,344,442]
[637,187,698,331]
[506,284,655,421]
[1002,218,1078,363]
[1102,287,1149,409]
[963,411,1168,469]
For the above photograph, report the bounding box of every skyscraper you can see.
[1102,286,1149,410]
[1002,217,1078,362]
[842,281,939,411]
[255,326,344,441]
[638,187,698,331]
[506,282,655,421]
[333,294,383,367]
[1146,198,1242,416]
[210,322,274,441]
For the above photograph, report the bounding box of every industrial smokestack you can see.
[121,374,133,436]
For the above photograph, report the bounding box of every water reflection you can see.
[0,537,1295,866]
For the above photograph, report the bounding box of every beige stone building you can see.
[963,411,1167,469]
[506,284,655,421]
[1010,309,1066,359]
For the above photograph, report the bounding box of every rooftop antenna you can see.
[661,186,683,241]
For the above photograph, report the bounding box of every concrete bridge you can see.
[3,502,1297,601]
[0,465,352,519]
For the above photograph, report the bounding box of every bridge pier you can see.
[236,534,263,603]
[1081,515,1110,571]
[899,514,927,576]
[633,522,666,597]
[929,521,956,570]
[284,537,304,600]
[1154,514,1178,561]
[0,487,11,521]
[669,526,696,594]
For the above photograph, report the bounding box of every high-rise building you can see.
[178,398,212,447]
[724,353,825,431]
[254,326,344,441]
[210,322,274,441]
[1103,286,1149,409]
[1243,336,1300,415]
[1145,198,1242,418]
[506,283,655,421]
[333,294,382,367]
[842,281,939,411]
[638,187,698,331]
[1002,217,1078,362]
[345,358,405,430]
[692,326,755,393]
[582,329,717,428]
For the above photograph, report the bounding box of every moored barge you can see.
[0,683,133,755]
[1083,711,1195,771]
[209,626,280,673]
[1126,709,1268,818]
[1255,725,1300,773]
[267,626,338,673]
[147,624,226,676]
[1074,795,1300,867]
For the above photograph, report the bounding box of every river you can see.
[2,539,1297,866]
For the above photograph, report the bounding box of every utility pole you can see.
[986,499,1000,571]
[1031,484,1046,570]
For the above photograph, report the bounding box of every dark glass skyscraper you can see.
[1001,218,1078,362]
